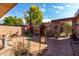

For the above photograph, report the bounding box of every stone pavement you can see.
[71,40,79,56]
[43,37,73,56]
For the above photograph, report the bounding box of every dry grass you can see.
[1,36,47,56]
[12,41,29,56]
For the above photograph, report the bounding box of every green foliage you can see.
[63,22,72,36]
[3,16,23,26]
[24,5,43,25]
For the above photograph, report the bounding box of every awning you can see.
[0,3,17,18]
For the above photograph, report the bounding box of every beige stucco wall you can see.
[0,25,22,35]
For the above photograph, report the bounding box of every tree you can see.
[3,16,23,26]
[24,5,43,55]
[24,5,43,25]
[63,22,72,36]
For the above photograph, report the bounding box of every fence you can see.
[0,25,28,36]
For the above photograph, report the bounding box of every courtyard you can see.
[0,34,79,56]
[0,3,79,56]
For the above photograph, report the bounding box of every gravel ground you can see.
[0,36,75,56]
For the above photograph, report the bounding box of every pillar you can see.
[22,25,26,35]
[2,33,9,48]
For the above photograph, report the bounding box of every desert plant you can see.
[12,41,28,56]
[24,30,29,36]
[63,22,72,36]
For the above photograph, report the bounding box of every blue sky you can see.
[1,3,79,23]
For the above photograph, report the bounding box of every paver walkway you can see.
[43,37,73,56]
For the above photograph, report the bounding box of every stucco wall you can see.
[0,25,27,35]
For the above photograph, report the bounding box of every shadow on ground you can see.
[30,36,73,56]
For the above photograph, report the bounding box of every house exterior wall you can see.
[51,16,79,37]
[51,19,72,37]
[74,16,79,38]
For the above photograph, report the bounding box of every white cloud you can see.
[43,19,51,22]
[52,5,64,10]
[43,4,46,7]
[22,18,26,25]
[40,8,46,12]
[0,15,7,20]
[65,5,71,7]
[0,15,8,24]
[55,11,60,13]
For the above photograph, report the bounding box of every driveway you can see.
[43,37,73,56]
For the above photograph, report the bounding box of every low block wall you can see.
[0,25,27,36]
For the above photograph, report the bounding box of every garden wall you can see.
[0,25,28,36]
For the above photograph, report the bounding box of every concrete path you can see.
[43,37,73,56]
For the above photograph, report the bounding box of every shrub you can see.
[12,41,28,56]
[24,30,29,36]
